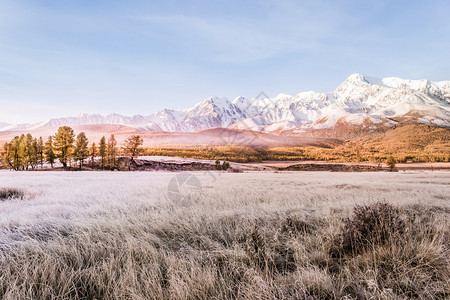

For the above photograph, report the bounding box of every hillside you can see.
[142,124,450,163]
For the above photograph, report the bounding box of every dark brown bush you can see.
[340,202,405,255]
[0,188,24,201]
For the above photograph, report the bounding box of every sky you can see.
[0,0,449,124]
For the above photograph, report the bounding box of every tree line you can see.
[1,126,144,170]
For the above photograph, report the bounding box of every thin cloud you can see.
[133,12,333,63]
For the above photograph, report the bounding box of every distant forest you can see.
[1,126,143,170]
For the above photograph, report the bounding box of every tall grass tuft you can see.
[340,202,405,255]
[0,188,24,201]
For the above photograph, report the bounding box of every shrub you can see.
[386,156,396,171]
[340,202,405,255]
[222,161,230,170]
[0,188,24,200]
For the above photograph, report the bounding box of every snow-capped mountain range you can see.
[1,74,449,133]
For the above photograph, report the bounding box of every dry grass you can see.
[0,171,449,299]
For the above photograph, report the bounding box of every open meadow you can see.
[0,170,449,299]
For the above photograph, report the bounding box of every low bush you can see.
[0,188,24,201]
[340,202,405,255]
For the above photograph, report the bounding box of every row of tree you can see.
[1,126,144,170]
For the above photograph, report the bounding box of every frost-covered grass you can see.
[0,171,449,299]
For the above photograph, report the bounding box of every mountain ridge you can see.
[1,73,449,134]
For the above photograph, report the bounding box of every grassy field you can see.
[0,171,449,299]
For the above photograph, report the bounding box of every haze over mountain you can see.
[1,74,449,136]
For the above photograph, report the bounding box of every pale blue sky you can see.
[0,0,449,123]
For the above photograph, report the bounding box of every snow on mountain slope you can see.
[0,123,38,132]
[1,74,449,134]
[0,122,10,130]
[183,97,246,131]
[322,73,450,128]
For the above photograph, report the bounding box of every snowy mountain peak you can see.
[345,73,367,83]
[274,93,292,100]
[232,96,246,103]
